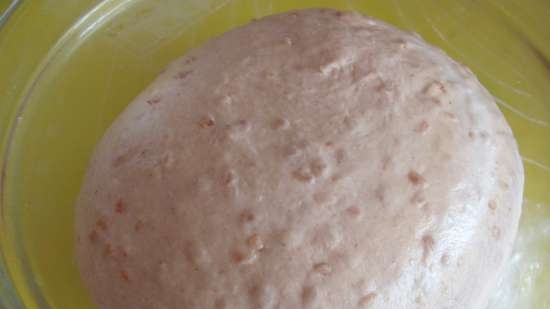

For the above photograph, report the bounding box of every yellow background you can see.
[1,1,549,308]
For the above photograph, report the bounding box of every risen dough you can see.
[75,9,524,309]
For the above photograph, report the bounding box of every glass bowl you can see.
[1,0,549,308]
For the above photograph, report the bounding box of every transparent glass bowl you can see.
[1,0,549,308]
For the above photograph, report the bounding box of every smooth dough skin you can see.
[75,9,524,309]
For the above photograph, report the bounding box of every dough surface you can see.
[75,9,524,309]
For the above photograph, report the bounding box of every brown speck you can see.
[115,199,125,214]
[488,200,497,210]
[134,220,144,231]
[444,111,457,120]
[375,81,386,92]
[231,250,256,265]
[282,145,298,157]
[313,262,332,275]
[112,147,138,168]
[325,141,334,147]
[240,209,255,223]
[112,155,126,167]
[421,234,435,262]
[175,70,191,79]
[199,117,215,128]
[272,118,289,130]
[331,173,342,182]
[415,120,429,133]
[103,244,113,257]
[343,116,357,130]
[283,141,308,157]
[424,81,446,97]
[359,293,377,306]
[89,230,98,244]
[293,168,314,183]
[247,234,264,251]
[407,170,425,185]
[222,170,236,185]
[468,131,475,139]
[120,270,129,282]
[302,286,317,305]
[229,119,251,133]
[146,97,161,105]
[214,299,226,309]
[310,158,327,177]
[335,148,346,165]
[335,10,345,17]
[499,180,510,190]
[346,206,362,218]
[96,218,108,231]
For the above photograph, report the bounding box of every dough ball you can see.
[75,9,523,309]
